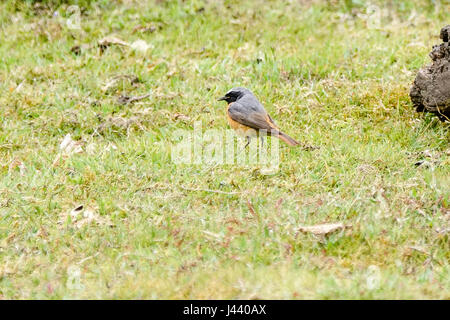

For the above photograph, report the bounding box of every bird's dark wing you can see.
[228,102,277,131]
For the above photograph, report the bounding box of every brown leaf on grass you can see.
[99,36,129,46]
[173,113,190,122]
[98,36,129,53]
[246,200,260,219]
[298,222,351,236]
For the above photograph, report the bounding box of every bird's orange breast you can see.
[226,107,257,137]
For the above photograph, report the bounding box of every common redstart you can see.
[218,87,300,147]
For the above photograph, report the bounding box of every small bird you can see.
[218,87,300,147]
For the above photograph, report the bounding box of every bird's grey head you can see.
[218,87,252,103]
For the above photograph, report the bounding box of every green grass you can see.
[0,0,449,299]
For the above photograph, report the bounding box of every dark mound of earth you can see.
[410,25,450,121]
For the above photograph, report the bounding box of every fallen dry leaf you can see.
[173,113,190,122]
[298,222,351,236]
[246,200,260,219]
[98,35,129,53]
[98,36,129,47]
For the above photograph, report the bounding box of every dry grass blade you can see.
[246,199,260,219]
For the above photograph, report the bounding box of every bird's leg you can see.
[260,136,264,148]
[238,136,251,156]
[244,136,251,149]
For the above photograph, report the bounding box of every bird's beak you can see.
[217,96,226,101]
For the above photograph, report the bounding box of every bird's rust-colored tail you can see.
[276,131,300,146]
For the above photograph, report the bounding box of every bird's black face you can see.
[218,90,243,104]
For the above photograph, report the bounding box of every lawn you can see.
[0,0,449,299]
